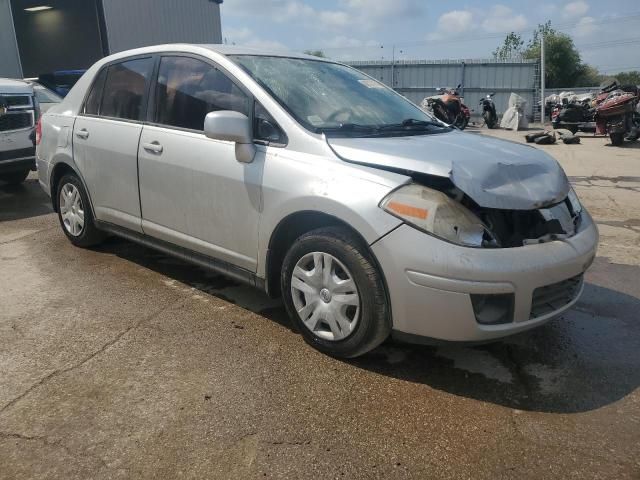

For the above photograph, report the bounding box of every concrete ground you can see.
[0,130,638,479]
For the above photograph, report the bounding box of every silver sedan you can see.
[36,44,598,357]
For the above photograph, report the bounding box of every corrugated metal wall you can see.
[347,59,539,119]
[101,0,222,54]
[0,0,22,78]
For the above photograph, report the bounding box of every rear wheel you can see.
[0,169,29,185]
[610,132,625,146]
[56,173,105,247]
[281,226,391,358]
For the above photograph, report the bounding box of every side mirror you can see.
[204,110,256,163]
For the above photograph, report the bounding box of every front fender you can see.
[256,150,405,278]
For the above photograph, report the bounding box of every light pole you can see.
[540,32,545,124]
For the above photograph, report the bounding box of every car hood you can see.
[327,130,570,210]
[0,78,34,95]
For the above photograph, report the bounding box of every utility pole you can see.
[391,45,395,88]
[540,32,545,124]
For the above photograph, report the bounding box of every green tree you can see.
[303,50,326,58]
[523,22,585,88]
[613,71,640,85]
[494,21,605,88]
[574,64,603,87]
[493,32,524,60]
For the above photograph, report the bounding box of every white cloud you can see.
[318,10,351,28]
[223,27,288,51]
[481,5,527,33]
[427,10,475,40]
[563,1,590,18]
[573,16,599,37]
[339,0,425,20]
[223,0,352,30]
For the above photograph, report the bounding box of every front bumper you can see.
[1,128,36,173]
[371,211,599,342]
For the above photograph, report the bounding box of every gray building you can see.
[0,0,223,79]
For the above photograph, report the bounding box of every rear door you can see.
[73,56,154,232]
[138,55,264,271]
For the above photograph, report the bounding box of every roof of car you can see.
[199,44,329,60]
[101,43,332,62]
[0,78,34,94]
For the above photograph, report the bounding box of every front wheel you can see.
[0,169,30,185]
[610,132,625,146]
[281,226,391,358]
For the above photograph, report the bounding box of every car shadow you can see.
[0,176,53,222]
[93,238,640,415]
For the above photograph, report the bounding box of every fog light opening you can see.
[471,293,514,325]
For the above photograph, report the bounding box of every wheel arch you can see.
[264,210,391,303]
[49,160,94,216]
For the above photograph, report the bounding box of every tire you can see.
[0,169,29,185]
[55,173,106,247]
[609,132,624,146]
[281,226,391,358]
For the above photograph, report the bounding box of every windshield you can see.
[33,85,62,103]
[229,55,448,136]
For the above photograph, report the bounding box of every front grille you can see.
[3,95,32,108]
[0,112,33,131]
[530,274,583,319]
[0,147,35,162]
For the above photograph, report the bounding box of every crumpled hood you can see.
[328,130,570,210]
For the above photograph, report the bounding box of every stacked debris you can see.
[525,130,581,145]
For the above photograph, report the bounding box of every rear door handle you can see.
[142,142,163,154]
[75,129,89,139]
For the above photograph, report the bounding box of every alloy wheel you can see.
[290,252,360,341]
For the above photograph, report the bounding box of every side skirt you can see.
[95,220,267,291]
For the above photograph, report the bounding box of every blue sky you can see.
[221,0,640,74]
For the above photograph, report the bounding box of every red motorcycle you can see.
[421,84,468,130]
[595,86,639,146]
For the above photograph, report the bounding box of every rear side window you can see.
[154,56,249,131]
[83,68,108,115]
[100,57,153,121]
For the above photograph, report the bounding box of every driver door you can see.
[138,55,263,272]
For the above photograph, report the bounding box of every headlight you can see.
[567,187,582,215]
[380,183,489,247]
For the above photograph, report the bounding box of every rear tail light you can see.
[35,117,42,145]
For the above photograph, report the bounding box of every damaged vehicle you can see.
[37,45,599,358]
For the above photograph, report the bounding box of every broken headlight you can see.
[567,187,582,216]
[381,183,491,247]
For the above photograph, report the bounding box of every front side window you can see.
[254,102,286,145]
[154,56,249,131]
[230,55,449,137]
[100,57,153,121]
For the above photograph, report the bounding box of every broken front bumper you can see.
[371,211,599,342]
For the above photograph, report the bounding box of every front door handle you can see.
[75,129,89,139]
[142,141,163,154]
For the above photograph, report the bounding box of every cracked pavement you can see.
[0,130,639,479]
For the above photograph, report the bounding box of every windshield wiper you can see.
[318,123,379,135]
[377,118,449,131]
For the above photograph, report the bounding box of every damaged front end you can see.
[381,174,583,249]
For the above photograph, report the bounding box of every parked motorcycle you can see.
[595,86,639,146]
[460,102,471,129]
[421,84,468,130]
[551,82,623,134]
[479,93,498,128]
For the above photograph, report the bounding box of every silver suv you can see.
[37,45,598,358]
[0,78,38,185]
